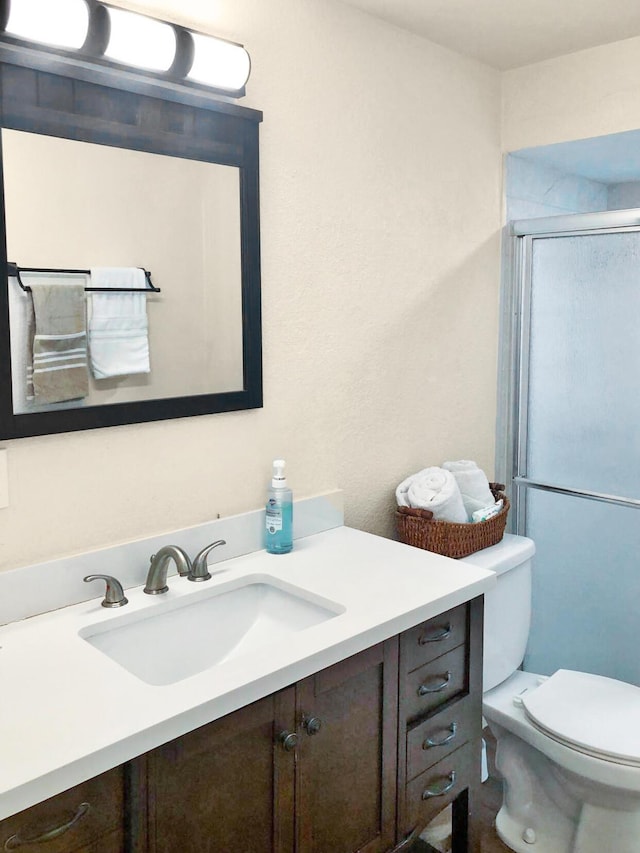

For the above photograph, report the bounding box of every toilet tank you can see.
[461,534,535,692]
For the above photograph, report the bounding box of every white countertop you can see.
[0,526,495,820]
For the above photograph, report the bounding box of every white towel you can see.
[89,267,150,379]
[442,460,495,518]
[395,467,467,523]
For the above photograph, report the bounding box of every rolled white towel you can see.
[395,467,467,523]
[442,460,495,518]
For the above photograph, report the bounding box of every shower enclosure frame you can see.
[497,207,640,534]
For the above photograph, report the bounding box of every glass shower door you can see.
[514,225,640,685]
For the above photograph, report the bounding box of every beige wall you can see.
[502,35,640,152]
[0,0,502,571]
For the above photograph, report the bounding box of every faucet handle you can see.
[84,574,128,608]
[189,540,226,583]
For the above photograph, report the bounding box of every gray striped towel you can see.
[29,283,89,403]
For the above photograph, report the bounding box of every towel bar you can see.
[7,262,161,293]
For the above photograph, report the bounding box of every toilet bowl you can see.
[461,535,640,853]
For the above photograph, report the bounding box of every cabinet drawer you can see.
[406,696,475,780]
[401,605,468,673]
[404,645,467,723]
[403,742,474,832]
[0,768,124,853]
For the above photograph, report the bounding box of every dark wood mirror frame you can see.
[0,39,263,439]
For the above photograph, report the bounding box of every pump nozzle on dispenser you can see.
[272,459,287,488]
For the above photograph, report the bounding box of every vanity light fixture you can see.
[103,6,176,73]
[188,31,251,93]
[1,0,90,50]
[0,0,252,98]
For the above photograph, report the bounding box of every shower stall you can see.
[500,208,640,685]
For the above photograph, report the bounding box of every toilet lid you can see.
[521,669,640,767]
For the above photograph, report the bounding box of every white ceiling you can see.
[339,0,640,70]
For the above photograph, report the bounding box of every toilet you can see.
[461,534,640,853]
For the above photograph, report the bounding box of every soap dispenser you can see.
[265,459,293,554]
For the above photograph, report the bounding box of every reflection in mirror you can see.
[5,129,244,415]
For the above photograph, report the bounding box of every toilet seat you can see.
[521,669,640,767]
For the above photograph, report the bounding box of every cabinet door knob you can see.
[278,731,298,752]
[417,671,451,696]
[303,716,322,736]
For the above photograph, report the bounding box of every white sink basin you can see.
[80,574,344,686]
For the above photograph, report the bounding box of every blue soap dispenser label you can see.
[266,498,283,532]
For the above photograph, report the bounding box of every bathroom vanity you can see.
[0,522,493,853]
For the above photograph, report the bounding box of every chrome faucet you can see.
[144,545,192,595]
[189,540,226,582]
[143,540,226,593]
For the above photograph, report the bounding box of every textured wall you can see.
[0,0,502,570]
[503,34,640,152]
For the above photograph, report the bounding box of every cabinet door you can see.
[147,688,296,853]
[295,639,399,853]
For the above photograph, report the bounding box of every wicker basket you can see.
[396,483,509,559]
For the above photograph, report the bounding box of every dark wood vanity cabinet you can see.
[294,640,399,853]
[2,597,483,853]
[140,598,482,853]
[146,688,297,853]
[144,639,399,853]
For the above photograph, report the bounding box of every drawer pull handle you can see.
[417,671,451,696]
[418,624,451,645]
[4,802,90,850]
[423,722,457,749]
[422,771,456,800]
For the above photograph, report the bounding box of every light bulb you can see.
[5,0,89,49]
[187,32,250,92]
[104,7,176,72]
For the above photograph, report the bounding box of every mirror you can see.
[7,129,244,413]
[0,49,263,438]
